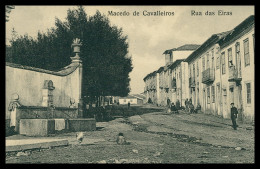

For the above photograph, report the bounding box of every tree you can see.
[7,6,133,103]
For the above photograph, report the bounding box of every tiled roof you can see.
[119,96,136,99]
[143,70,158,81]
[218,15,254,48]
[144,15,254,82]
[119,94,145,100]
[163,44,200,54]
[176,44,201,51]
[156,66,164,73]
[168,59,185,70]
[163,48,176,54]
[185,30,232,63]
[185,15,254,63]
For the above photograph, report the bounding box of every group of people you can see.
[166,98,201,114]
[184,98,200,114]
[166,98,181,114]
[165,98,239,130]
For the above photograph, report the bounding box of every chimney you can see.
[165,53,173,65]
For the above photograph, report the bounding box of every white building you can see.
[144,15,254,124]
[186,15,254,123]
[144,44,200,106]
[118,94,145,105]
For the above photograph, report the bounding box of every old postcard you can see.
[5,5,254,164]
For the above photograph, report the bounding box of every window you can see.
[130,99,133,102]
[216,56,220,69]
[193,63,195,78]
[235,42,241,76]
[197,61,199,77]
[124,99,126,102]
[221,52,226,74]
[244,38,250,66]
[211,49,214,70]
[189,65,191,78]
[202,56,205,71]
[253,34,255,55]
[207,87,210,104]
[206,53,210,69]
[228,48,233,67]
[211,86,215,103]
[236,42,240,53]
[246,83,251,104]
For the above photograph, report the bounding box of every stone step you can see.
[6,139,69,152]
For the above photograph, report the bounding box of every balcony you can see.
[228,65,242,83]
[189,77,196,88]
[202,68,215,84]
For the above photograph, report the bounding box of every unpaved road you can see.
[6,109,254,164]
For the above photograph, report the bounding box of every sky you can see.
[6,6,254,94]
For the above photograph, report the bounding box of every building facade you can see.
[144,15,254,123]
[186,15,254,123]
[118,94,145,105]
[144,44,200,106]
[218,15,255,123]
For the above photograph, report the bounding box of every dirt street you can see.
[6,107,254,164]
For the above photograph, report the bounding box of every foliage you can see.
[6,6,133,100]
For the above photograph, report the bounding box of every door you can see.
[197,88,200,106]
[192,88,196,106]
[216,84,220,115]
[223,89,227,117]
[203,89,206,112]
[237,85,243,121]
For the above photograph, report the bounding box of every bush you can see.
[84,105,161,121]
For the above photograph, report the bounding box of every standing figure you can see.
[167,98,171,107]
[189,103,195,114]
[176,99,180,110]
[8,94,22,132]
[185,98,189,112]
[230,103,239,130]
[195,103,201,114]
[128,102,130,109]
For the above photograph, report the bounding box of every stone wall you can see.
[5,61,81,120]
[17,106,78,119]
[13,106,77,133]
[19,119,55,136]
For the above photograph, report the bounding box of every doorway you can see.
[203,89,206,112]
[223,88,227,117]
[216,84,221,116]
